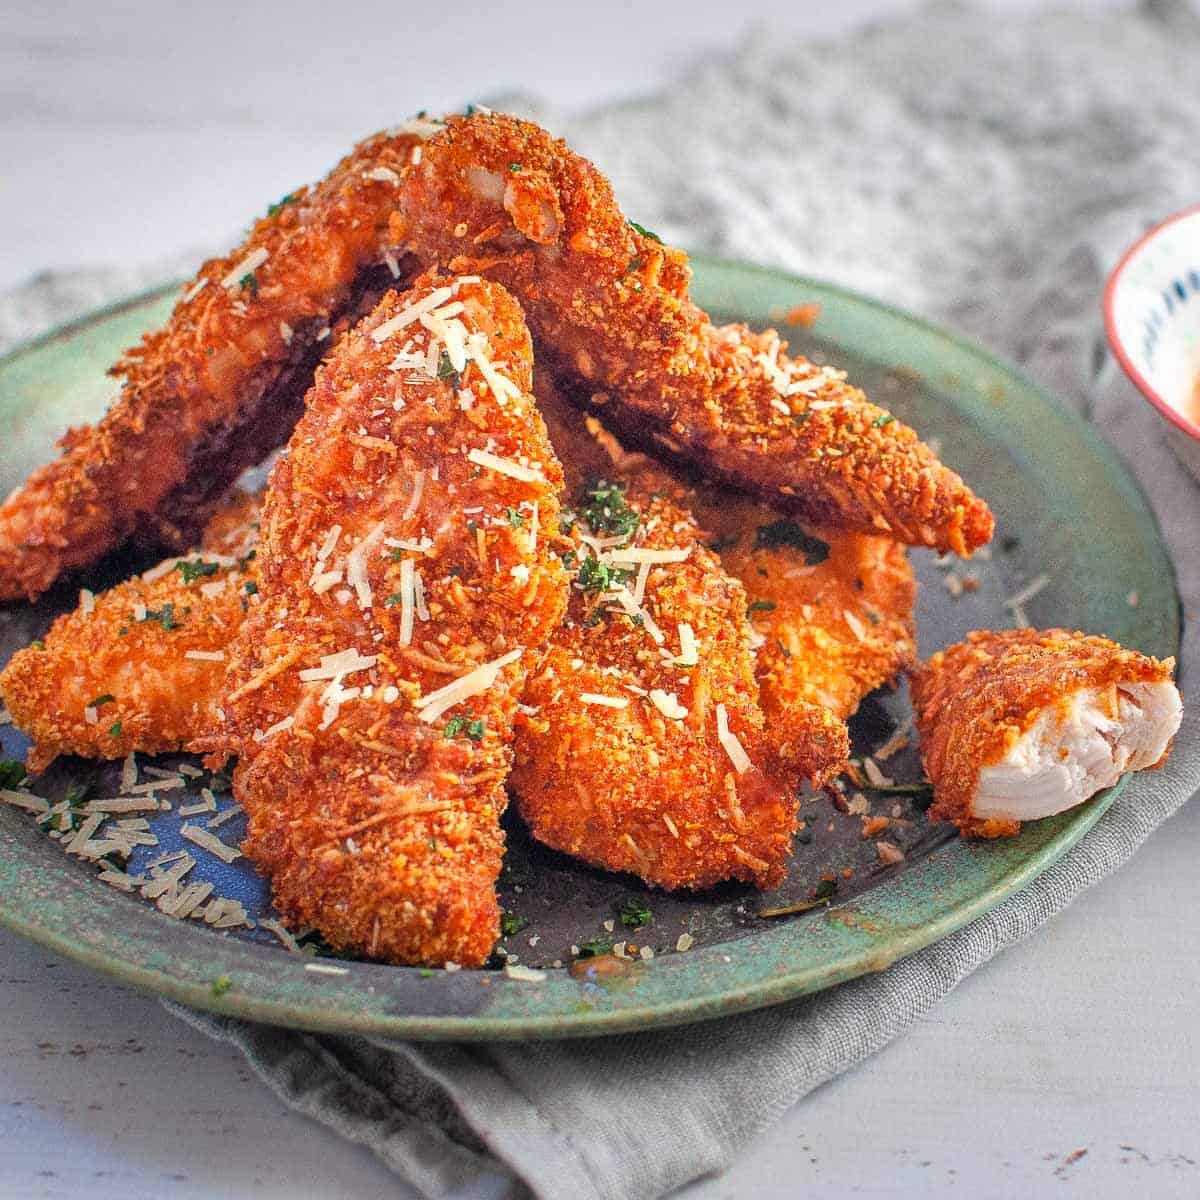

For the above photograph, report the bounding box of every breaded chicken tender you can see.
[911,629,1182,838]
[535,379,851,788]
[0,120,443,602]
[394,112,993,556]
[0,493,260,772]
[511,470,802,891]
[688,493,917,723]
[209,275,567,966]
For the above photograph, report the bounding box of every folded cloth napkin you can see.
[5,3,1200,1197]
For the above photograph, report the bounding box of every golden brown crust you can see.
[511,469,799,891]
[690,494,917,724]
[0,489,260,772]
[910,628,1177,837]
[0,128,423,602]
[395,112,993,555]
[211,276,567,966]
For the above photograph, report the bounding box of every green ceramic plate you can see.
[0,258,1180,1040]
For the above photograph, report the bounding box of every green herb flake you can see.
[445,716,485,742]
[747,599,777,615]
[0,760,26,790]
[500,911,528,937]
[88,693,115,708]
[384,593,405,607]
[109,721,123,738]
[577,937,614,959]
[872,413,895,428]
[628,220,663,243]
[239,273,258,299]
[576,477,640,540]
[211,975,233,997]
[576,556,633,595]
[508,161,523,173]
[267,192,298,217]
[177,559,220,585]
[505,507,525,528]
[753,520,830,565]
[618,897,652,929]
[436,350,460,384]
[139,603,181,631]
[243,580,258,595]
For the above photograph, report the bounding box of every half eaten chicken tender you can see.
[910,628,1182,837]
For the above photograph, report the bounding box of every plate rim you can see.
[0,258,1181,1041]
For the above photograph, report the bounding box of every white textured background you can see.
[3,2,1197,1198]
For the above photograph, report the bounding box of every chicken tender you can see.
[0,493,260,772]
[209,275,568,967]
[394,112,993,556]
[512,471,805,891]
[0,120,443,602]
[911,629,1181,838]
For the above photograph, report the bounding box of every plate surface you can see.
[0,258,1180,1040]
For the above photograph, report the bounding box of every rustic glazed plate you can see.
[0,258,1180,1040]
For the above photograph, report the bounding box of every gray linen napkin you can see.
[5,3,1200,1197]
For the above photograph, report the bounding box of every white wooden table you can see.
[4,2,1196,1197]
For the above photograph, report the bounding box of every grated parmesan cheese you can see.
[185,649,226,662]
[649,689,688,720]
[466,448,545,484]
[715,702,753,774]
[220,247,269,289]
[579,693,630,709]
[414,648,522,724]
[181,823,241,863]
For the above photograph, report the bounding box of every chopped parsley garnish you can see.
[30,640,44,651]
[618,897,651,929]
[508,161,523,173]
[419,968,435,978]
[747,599,777,615]
[872,413,894,428]
[505,507,525,527]
[577,937,614,958]
[239,273,258,299]
[436,350,460,385]
[267,192,298,217]
[117,627,128,637]
[499,911,528,937]
[211,975,233,997]
[445,716,485,742]
[88,694,115,708]
[109,721,123,738]
[793,410,812,424]
[384,593,405,607]
[0,760,26,789]
[139,603,181,631]
[576,556,632,594]
[576,477,640,540]
[628,220,663,243]
[753,520,830,565]
[560,549,577,569]
[243,580,258,595]
[177,559,220,584]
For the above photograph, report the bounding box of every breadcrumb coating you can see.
[0,126,425,602]
[511,468,800,891]
[394,111,993,555]
[208,275,567,966]
[689,492,917,723]
[0,492,260,772]
[911,628,1178,837]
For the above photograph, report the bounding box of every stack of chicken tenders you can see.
[0,113,1182,967]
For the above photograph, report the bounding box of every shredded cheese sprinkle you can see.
[715,702,753,774]
[466,448,545,484]
[221,247,269,289]
[414,648,522,724]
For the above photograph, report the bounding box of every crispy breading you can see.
[511,468,804,891]
[208,275,567,967]
[0,125,432,602]
[0,494,259,772]
[394,112,993,555]
[911,629,1179,837]
[689,494,917,723]
[536,380,896,756]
